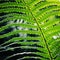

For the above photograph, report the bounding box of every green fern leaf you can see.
[0,0,60,60]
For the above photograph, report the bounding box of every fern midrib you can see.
[23,0,53,60]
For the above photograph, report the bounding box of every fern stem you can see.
[22,0,53,60]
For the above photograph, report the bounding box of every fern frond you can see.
[0,0,60,60]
